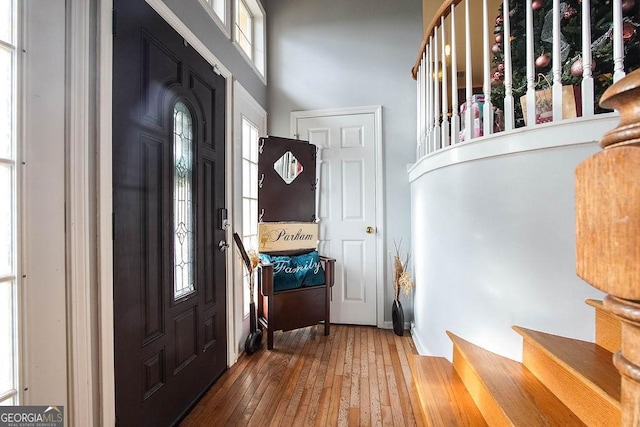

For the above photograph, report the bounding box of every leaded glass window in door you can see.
[173,102,195,299]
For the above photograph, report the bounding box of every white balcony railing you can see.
[413,0,639,159]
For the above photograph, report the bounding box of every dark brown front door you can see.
[113,1,227,425]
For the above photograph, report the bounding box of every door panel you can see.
[296,113,378,325]
[113,1,227,425]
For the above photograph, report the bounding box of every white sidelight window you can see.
[0,0,18,406]
[241,117,259,316]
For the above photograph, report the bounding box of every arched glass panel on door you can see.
[173,102,195,299]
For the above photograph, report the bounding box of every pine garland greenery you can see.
[490,0,640,125]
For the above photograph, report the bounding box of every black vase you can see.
[245,301,262,354]
[392,299,404,336]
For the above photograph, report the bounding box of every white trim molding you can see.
[66,1,95,425]
[408,114,620,183]
[290,105,385,329]
[97,0,115,425]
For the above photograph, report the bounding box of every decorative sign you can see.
[258,222,318,252]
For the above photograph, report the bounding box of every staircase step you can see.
[408,355,487,426]
[586,299,621,353]
[447,331,585,426]
[513,326,621,427]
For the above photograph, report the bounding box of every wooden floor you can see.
[181,324,424,426]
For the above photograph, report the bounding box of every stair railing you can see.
[413,0,634,160]
[575,68,640,426]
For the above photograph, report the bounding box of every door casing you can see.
[291,105,385,328]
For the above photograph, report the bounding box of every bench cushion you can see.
[259,250,326,291]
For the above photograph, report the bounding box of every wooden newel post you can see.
[575,69,640,426]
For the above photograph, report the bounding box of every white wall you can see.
[410,138,607,361]
[266,0,423,322]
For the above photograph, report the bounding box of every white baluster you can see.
[428,38,434,153]
[441,17,450,147]
[450,4,460,143]
[416,63,421,158]
[503,0,514,130]
[422,52,427,155]
[552,0,563,122]
[525,0,536,126]
[418,52,427,156]
[434,27,442,150]
[613,0,626,82]
[581,0,594,116]
[465,0,473,142]
[483,0,494,136]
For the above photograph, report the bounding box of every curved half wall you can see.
[409,115,617,361]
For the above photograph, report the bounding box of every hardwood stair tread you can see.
[408,355,487,426]
[513,325,620,403]
[447,331,585,426]
[586,298,621,354]
[585,299,605,310]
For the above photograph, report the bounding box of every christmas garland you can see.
[490,0,640,125]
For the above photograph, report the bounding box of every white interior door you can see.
[294,109,380,326]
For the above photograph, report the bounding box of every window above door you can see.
[197,0,231,37]
[233,0,266,82]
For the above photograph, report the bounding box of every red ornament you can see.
[497,63,505,72]
[496,15,504,25]
[495,33,503,44]
[570,57,596,77]
[532,0,543,10]
[492,43,501,54]
[563,7,577,19]
[535,54,551,68]
[623,22,636,40]
[622,0,635,13]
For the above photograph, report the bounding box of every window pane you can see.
[249,125,258,163]
[212,0,225,23]
[238,1,252,37]
[242,198,251,235]
[237,34,252,59]
[0,0,12,43]
[0,396,15,406]
[249,199,258,235]
[236,0,252,59]
[249,162,257,199]
[173,102,195,299]
[242,119,251,160]
[0,280,15,395]
[0,164,11,276]
[0,46,12,159]
[242,159,251,197]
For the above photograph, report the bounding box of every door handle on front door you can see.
[218,240,229,251]
[366,226,375,234]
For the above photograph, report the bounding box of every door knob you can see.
[218,240,230,251]
[366,226,375,234]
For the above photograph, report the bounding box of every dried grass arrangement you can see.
[246,249,260,302]
[393,240,414,301]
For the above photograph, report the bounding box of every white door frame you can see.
[290,106,385,328]
[93,0,239,424]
